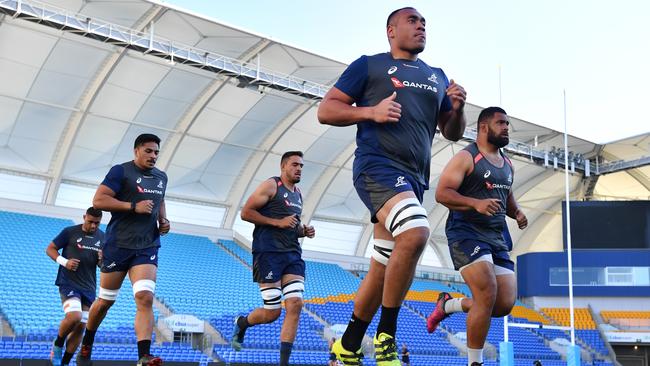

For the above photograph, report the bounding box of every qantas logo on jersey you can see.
[485,181,511,190]
[390,77,437,92]
[137,185,163,195]
[284,200,302,209]
[77,243,100,252]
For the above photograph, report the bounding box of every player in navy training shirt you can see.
[47,207,103,366]
[230,151,315,366]
[428,107,527,365]
[318,7,467,366]
[77,133,169,366]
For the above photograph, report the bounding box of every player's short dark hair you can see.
[134,133,161,148]
[281,151,303,165]
[478,106,507,124]
[86,207,103,217]
[387,7,416,27]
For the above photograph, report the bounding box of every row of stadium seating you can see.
[542,307,597,329]
[0,210,615,365]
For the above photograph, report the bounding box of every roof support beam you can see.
[157,39,273,171]
[299,142,356,225]
[43,4,167,204]
[222,102,315,229]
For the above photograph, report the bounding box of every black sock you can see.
[341,313,370,351]
[376,306,400,337]
[137,339,151,358]
[54,334,65,348]
[279,341,293,366]
[81,329,96,347]
[61,351,74,365]
[237,315,250,336]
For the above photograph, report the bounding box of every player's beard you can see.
[488,131,509,148]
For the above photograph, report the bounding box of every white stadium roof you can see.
[0,0,648,268]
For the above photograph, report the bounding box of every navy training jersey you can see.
[101,161,168,250]
[53,225,104,291]
[335,53,452,187]
[445,143,514,250]
[252,177,303,254]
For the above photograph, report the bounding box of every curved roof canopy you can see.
[0,0,647,267]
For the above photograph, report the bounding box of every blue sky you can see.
[166,0,649,144]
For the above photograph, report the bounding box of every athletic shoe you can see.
[373,332,400,366]
[230,316,245,351]
[49,342,63,366]
[331,338,363,365]
[136,355,163,366]
[427,291,452,333]
[75,345,93,366]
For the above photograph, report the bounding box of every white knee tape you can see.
[384,198,429,237]
[98,287,119,301]
[63,298,82,314]
[282,279,305,300]
[81,311,89,323]
[132,279,156,295]
[371,239,395,266]
[260,287,282,310]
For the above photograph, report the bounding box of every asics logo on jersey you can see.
[484,170,491,178]
[76,237,83,242]
[395,176,407,187]
[265,271,274,280]
[136,177,142,183]
[106,262,117,269]
[471,246,481,256]
[67,291,75,296]
[284,192,288,198]
[150,255,156,260]
[387,66,397,74]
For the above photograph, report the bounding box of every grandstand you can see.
[0,0,648,365]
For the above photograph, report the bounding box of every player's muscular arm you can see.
[435,151,481,211]
[438,109,466,142]
[506,190,528,229]
[93,185,152,214]
[318,87,401,126]
[93,184,130,212]
[506,191,519,219]
[158,200,170,234]
[241,179,297,229]
[45,242,79,271]
[437,79,467,141]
